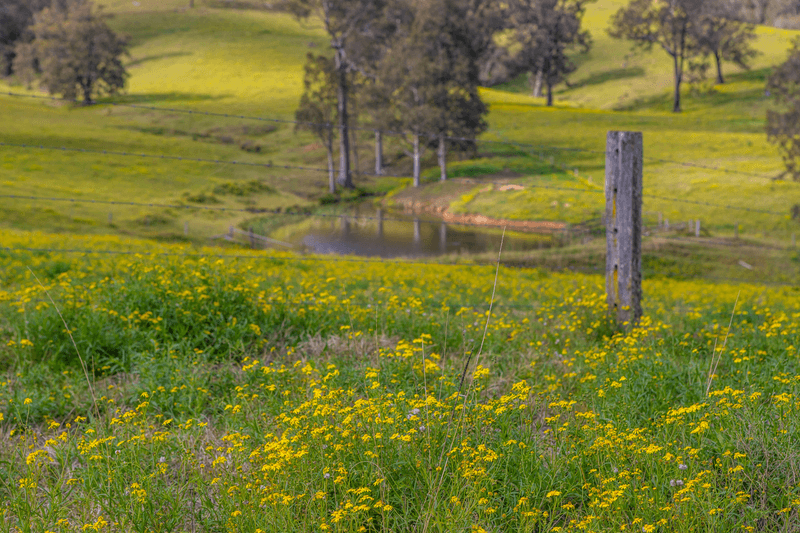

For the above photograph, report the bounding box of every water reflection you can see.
[287,205,554,258]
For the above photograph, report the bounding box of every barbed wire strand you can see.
[4,90,780,181]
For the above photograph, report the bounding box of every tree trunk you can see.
[326,125,335,194]
[351,122,359,179]
[672,54,682,113]
[714,50,724,84]
[546,78,553,107]
[532,68,544,98]
[413,134,421,188]
[334,47,352,188]
[82,81,93,105]
[375,130,383,176]
[438,133,447,181]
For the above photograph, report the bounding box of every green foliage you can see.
[766,36,800,181]
[15,0,129,104]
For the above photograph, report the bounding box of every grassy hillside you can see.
[0,0,798,247]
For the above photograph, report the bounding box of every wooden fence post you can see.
[375,130,383,176]
[184,221,189,237]
[695,219,700,237]
[605,131,643,325]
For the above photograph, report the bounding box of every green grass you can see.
[0,232,799,531]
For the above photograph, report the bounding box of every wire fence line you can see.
[0,175,790,220]
[0,247,800,294]
[3,90,780,182]
[0,141,395,176]
[1,245,796,289]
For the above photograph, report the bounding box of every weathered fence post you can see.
[249,226,255,249]
[108,212,113,225]
[228,225,234,240]
[438,133,447,181]
[375,130,383,176]
[184,221,189,237]
[605,131,643,325]
[695,219,701,237]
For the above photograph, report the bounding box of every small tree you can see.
[609,0,702,113]
[509,0,592,106]
[376,0,488,187]
[0,0,50,76]
[15,0,128,104]
[287,0,390,189]
[693,0,759,85]
[295,53,338,194]
[766,37,800,181]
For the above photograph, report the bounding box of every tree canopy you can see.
[14,0,128,104]
[508,0,592,106]
[295,53,339,194]
[0,0,50,76]
[766,37,800,181]
[609,0,702,113]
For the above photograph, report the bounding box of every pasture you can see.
[1,0,800,531]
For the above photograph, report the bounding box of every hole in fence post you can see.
[605,131,643,326]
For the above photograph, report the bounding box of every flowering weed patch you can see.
[0,229,799,532]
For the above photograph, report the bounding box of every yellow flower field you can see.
[1,228,799,532]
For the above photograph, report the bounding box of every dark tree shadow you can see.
[125,51,193,69]
[566,67,646,90]
[94,93,230,105]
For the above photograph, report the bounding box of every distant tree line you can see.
[1,0,128,104]
[290,0,595,191]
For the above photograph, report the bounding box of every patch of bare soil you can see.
[387,179,566,233]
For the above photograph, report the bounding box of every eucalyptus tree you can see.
[374,0,489,186]
[609,0,703,112]
[766,37,800,181]
[288,0,390,189]
[508,0,592,106]
[295,53,338,193]
[14,0,128,104]
[693,0,759,84]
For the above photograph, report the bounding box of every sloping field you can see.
[0,0,798,244]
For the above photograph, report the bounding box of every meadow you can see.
[2,0,800,531]
[0,229,799,531]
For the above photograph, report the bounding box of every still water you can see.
[281,205,556,258]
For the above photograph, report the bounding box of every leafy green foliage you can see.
[766,36,800,181]
[14,0,129,104]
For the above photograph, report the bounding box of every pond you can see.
[278,205,561,258]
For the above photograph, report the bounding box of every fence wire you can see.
[4,90,780,182]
